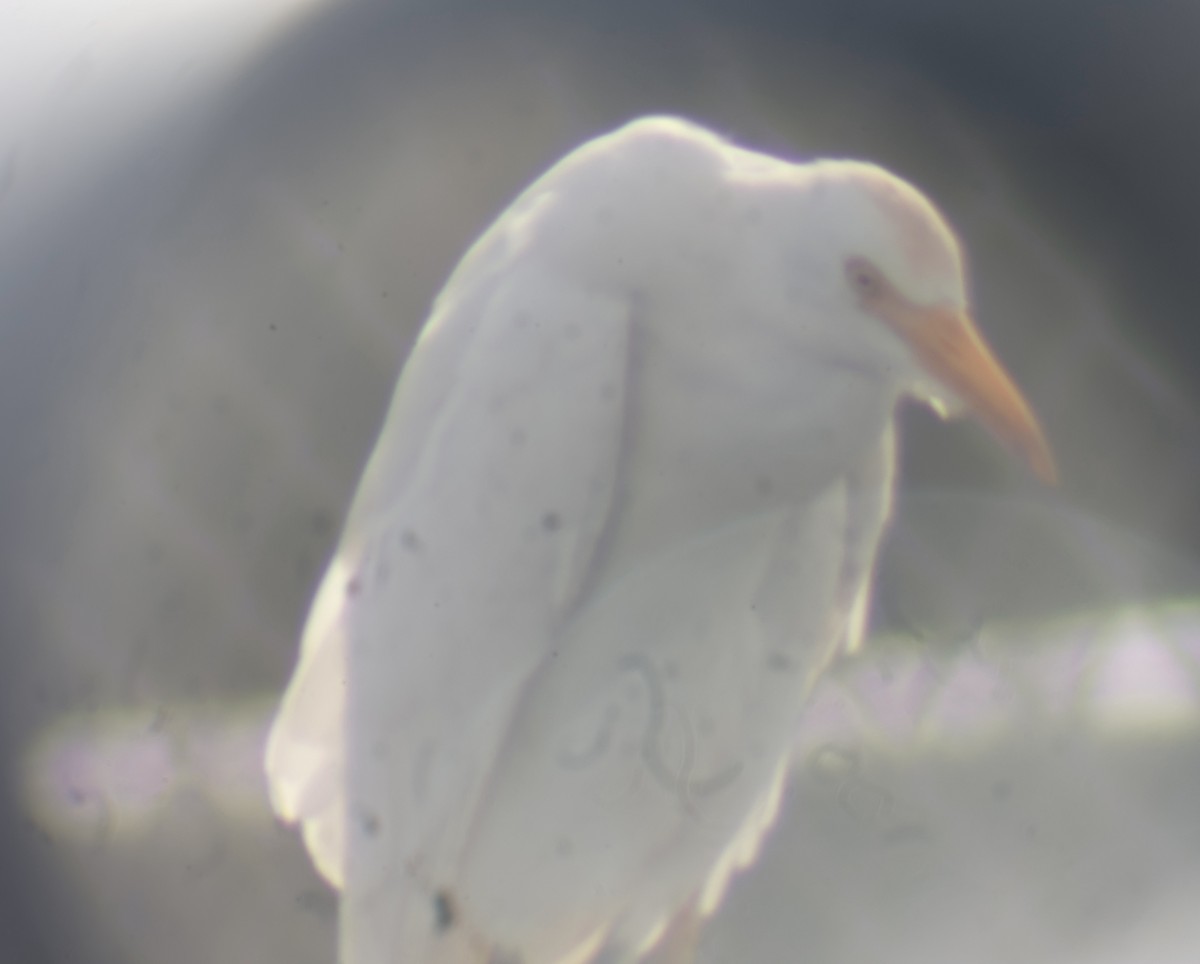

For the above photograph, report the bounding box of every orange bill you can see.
[887,303,1057,484]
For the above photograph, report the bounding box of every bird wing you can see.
[421,460,892,962]
[264,193,634,963]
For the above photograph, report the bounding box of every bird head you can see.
[793,161,1057,483]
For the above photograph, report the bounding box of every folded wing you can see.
[265,192,634,963]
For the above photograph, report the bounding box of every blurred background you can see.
[2,0,1199,961]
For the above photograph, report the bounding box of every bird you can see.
[264,116,1056,964]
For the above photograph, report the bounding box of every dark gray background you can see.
[1,0,1198,961]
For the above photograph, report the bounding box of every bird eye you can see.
[845,258,883,300]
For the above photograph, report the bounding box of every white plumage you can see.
[266,116,1053,963]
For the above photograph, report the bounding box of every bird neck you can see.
[595,337,898,590]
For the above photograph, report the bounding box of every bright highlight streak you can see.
[24,697,277,844]
[806,599,1200,761]
[21,600,1200,844]
[1090,614,1200,735]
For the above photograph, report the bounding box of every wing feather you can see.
[265,205,633,962]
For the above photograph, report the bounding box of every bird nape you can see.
[265,116,1054,964]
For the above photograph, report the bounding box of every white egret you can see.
[265,116,1055,964]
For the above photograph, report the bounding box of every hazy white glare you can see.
[0,0,327,255]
